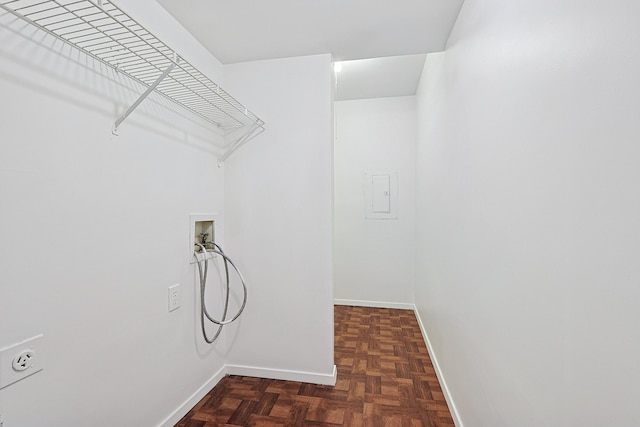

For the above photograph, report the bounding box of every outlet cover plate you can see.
[0,334,44,389]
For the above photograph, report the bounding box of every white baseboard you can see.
[334,298,415,310]
[413,308,464,427]
[158,363,336,426]
[159,306,460,427]
[158,365,227,427]
[226,364,337,386]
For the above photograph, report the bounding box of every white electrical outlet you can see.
[0,334,44,390]
[12,350,34,371]
[168,284,181,312]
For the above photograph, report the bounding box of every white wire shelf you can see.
[0,0,265,161]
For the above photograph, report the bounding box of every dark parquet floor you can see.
[176,305,454,427]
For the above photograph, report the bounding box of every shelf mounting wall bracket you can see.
[218,122,266,165]
[112,54,179,136]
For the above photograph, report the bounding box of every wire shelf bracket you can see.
[112,53,178,136]
[0,0,265,162]
[218,122,265,164]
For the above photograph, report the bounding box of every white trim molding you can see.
[334,300,463,426]
[160,304,463,427]
[226,364,337,386]
[413,308,464,427]
[158,365,227,427]
[334,298,415,310]
[158,363,337,426]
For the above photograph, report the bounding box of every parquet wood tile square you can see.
[176,305,454,427]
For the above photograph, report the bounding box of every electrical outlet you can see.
[12,350,34,371]
[0,334,43,390]
[168,284,181,312]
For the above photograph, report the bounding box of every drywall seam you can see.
[413,306,464,427]
[158,365,227,427]
[225,364,337,386]
[334,299,415,310]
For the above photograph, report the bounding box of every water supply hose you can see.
[194,243,248,343]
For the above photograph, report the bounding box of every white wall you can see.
[222,54,336,383]
[334,97,416,306]
[0,2,232,426]
[416,0,640,425]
